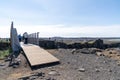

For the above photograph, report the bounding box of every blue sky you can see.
[0,0,120,37]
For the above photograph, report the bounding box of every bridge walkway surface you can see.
[20,42,59,66]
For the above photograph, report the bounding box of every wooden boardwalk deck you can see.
[20,43,59,66]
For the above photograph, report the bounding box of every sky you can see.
[0,0,120,38]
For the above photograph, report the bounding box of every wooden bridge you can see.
[20,42,59,66]
[10,22,59,67]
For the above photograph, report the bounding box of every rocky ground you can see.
[0,48,120,80]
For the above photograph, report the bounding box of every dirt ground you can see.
[1,48,120,80]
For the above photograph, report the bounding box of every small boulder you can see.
[71,49,76,54]
[78,68,85,72]
[108,69,112,72]
[0,63,5,66]
[117,54,120,56]
[48,71,60,76]
[95,68,100,72]
[96,52,104,56]
[81,49,90,54]
[109,52,113,54]
[13,65,19,68]
[117,62,120,66]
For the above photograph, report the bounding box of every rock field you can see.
[1,48,120,80]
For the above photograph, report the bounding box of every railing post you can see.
[37,32,39,45]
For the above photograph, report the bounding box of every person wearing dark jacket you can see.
[23,32,28,44]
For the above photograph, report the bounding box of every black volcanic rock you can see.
[93,39,104,49]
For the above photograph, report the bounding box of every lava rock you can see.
[78,68,85,72]
[48,71,60,76]
[93,39,104,49]
[96,52,104,56]
[95,68,100,72]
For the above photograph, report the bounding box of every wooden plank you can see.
[20,43,59,66]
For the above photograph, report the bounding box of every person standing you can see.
[18,34,21,42]
[23,32,28,44]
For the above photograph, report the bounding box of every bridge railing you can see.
[28,32,39,45]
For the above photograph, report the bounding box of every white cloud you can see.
[0,24,120,38]
[16,25,120,37]
[0,26,10,38]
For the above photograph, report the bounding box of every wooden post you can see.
[37,32,39,45]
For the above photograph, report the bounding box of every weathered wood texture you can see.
[20,42,59,66]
